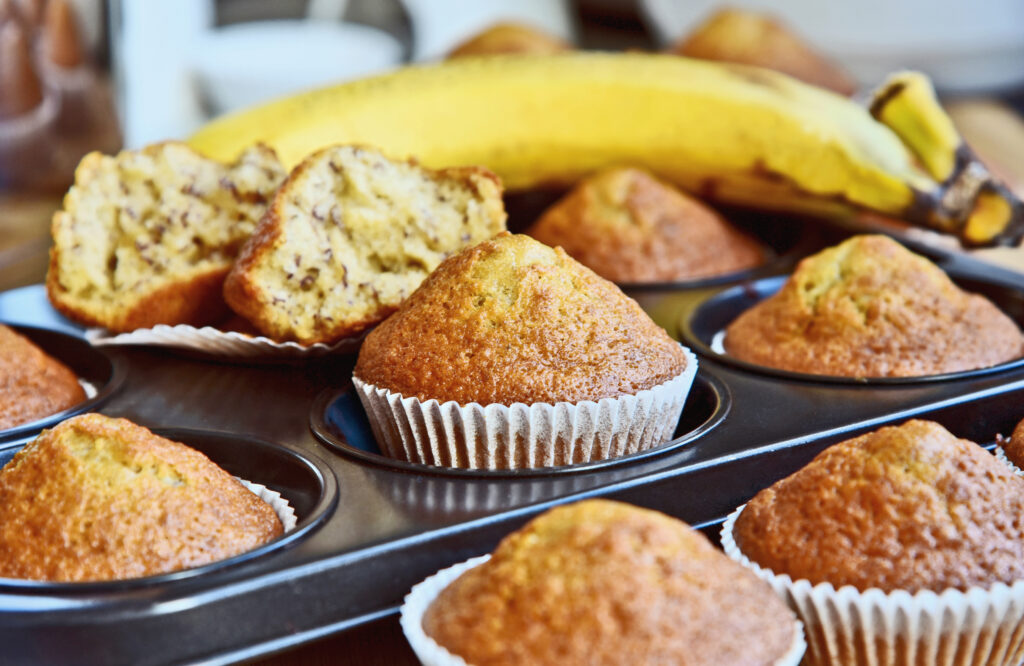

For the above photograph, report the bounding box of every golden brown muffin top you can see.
[354,233,688,404]
[669,8,856,96]
[724,234,1024,377]
[447,22,570,59]
[527,167,765,283]
[734,420,1024,592]
[424,499,798,666]
[0,414,283,582]
[1002,417,1024,470]
[0,324,85,430]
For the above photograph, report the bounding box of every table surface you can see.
[2,95,1024,665]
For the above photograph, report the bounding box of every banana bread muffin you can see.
[0,324,85,430]
[223,144,507,344]
[355,232,687,404]
[47,142,286,332]
[733,419,1024,592]
[724,235,1024,377]
[526,167,765,283]
[669,8,856,96]
[421,500,802,666]
[999,417,1024,472]
[447,22,570,59]
[0,413,283,582]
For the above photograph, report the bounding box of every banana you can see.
[870,71,1023,245]
[189,52,1022,247]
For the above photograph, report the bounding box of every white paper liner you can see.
[353,346,698,470]
[994,446,1024,477]
[400,554,806,666]
[85,325,364,359]
[237,477,297,533]
[721,505,1024,666]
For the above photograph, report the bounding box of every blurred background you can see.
[2,0,1024,287]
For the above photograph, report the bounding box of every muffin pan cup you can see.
[9,246,1024,663]
[0,324,126,443]
[721,506,1024,666]
[400,554,808,666]
[351,347,698,470]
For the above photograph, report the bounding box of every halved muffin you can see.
[47,142,286,332]
[223,145,507,344]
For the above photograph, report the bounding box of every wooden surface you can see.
[2,97,1023,664]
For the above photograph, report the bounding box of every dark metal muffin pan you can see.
[5,239,1024,664]
[0,324,126,443]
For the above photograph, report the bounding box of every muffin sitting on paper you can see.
[353,233,697,469]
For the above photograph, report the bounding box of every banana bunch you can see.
[189,52,1022,247]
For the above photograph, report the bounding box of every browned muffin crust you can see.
[0,324,85,429]
[734,419,1024,592]
[526,167,765,283]
[354,233,688,404]
[1003,417,1024,470]
[724,235,1024,377]
[447,22,570,59]
[424,499,798,666]
[669,8,856,96]
[0,414,283,582]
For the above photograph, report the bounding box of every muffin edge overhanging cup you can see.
[398,553,807,666]
[720,504,1024,666]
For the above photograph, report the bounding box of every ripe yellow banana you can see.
[870,71,1022,245]
[189,52,1021,246]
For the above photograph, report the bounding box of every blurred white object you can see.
[640,0,1024,94]
[112,0,212,147]
[192,20,402,115]
[400,0,574,61]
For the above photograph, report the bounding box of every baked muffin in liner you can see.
[721,505,1024,666]
[399,554,807,666]
[238,479,297,533]
[994,446,1024,478]
[352,346,697,470]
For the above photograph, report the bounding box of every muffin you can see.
[47,142,287,332]
[223,144,507,345]
[526,167,765,283]
[0,413,284,582]
[404,499,804,666]
[447,22,570,59]
[0,324,85,430]
[669,8,856,96]
[723,419,1024,665]
[724,234,1024,377]
[353,233,696,468]
[996,416,1024,475]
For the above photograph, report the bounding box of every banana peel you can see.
[189,52,1023,247]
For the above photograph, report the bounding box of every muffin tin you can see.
[5,234,1024,664]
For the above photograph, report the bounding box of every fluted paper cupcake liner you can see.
[994,446,1024,477]
[400,554,806,666]
[86,325,364,359]
[353,347,697,470]
[721,505,1024,666]
[238,478,297,532]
